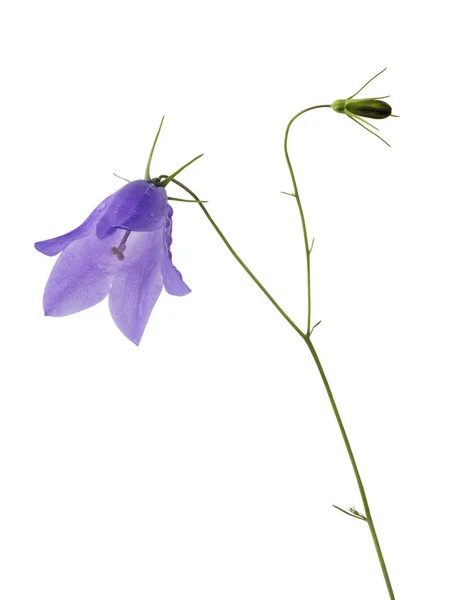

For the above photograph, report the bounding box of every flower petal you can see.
[162,256,191,296]
[162,204,191,296]
[121,184,168,232]
[108,230,165,345]
[96,180,155,239]
[43,229,126,316]
[35,196,112,257]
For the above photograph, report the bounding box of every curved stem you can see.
[284,105,331,335]
[285,104,395,598]
[171,178,395,599]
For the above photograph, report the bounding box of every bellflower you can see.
[35,179,190,345]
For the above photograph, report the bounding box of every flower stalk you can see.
[283,105,331,335]
[174,69,398,598]
[172,176,396,598]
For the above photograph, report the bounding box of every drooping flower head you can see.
[35,120,201,345]
[330,67,399,146]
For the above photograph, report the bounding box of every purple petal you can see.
[108,230,165,345]
[96,180,156,239]
[35,196,113,257]
[43,229,126,316]
[121,184,168,232]
[162,204,191,296]
[162,256,191,296]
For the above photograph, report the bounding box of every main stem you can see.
[171,138,395,597]
[284,105,331,335]
[303,336,395,599]
[284,107,395,599]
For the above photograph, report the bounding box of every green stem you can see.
[284,105,331,335]
[284,104,395,599]
[170,177,395,599]
[168,178,306,340]
[304,337,395,599]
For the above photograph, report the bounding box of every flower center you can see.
[110,231,131,261]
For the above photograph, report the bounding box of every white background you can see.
[1,1,454,599]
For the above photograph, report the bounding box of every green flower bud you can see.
[331,68,398,146]
[331,98,392,119]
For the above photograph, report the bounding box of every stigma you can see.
[110,231,131,261]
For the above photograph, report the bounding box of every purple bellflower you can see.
[35,179,191,345]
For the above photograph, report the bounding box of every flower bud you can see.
[344,99,392,119]
[330,68,397,146]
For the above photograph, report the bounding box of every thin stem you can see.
[284,105,331,335]
[172,178,396,599]
[167,178,307,340]
[285,102,395,598]
[304,337,395,599]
